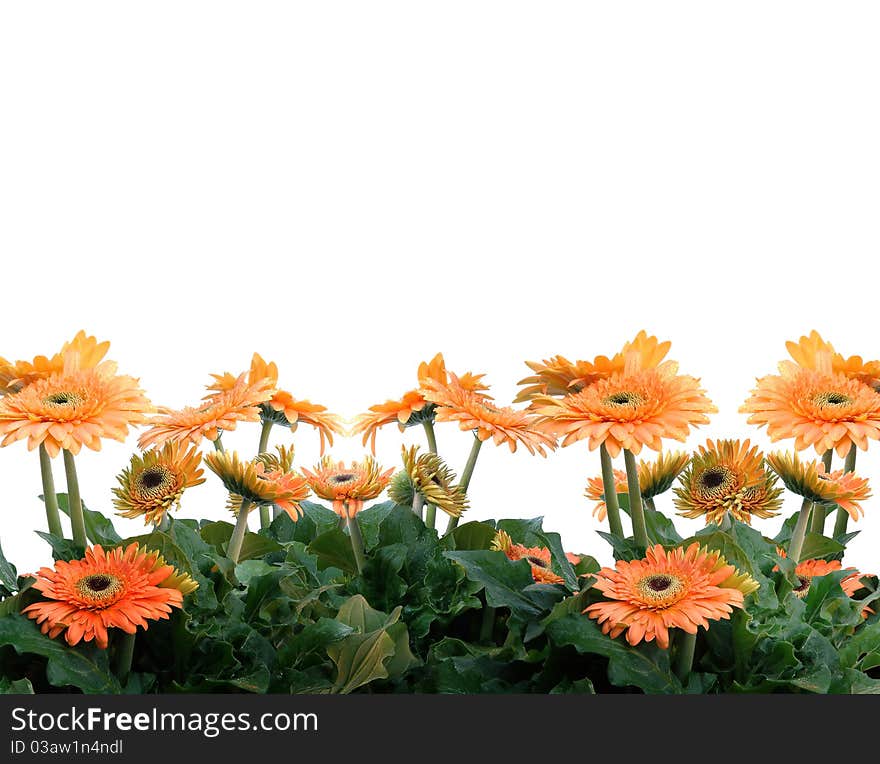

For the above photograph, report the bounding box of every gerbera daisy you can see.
[491,530,579,585]
[423,374,557,456]
[534,364,716,458]
[416,352,490,397]
[741,364,880,457]
[204,449,310,521]
[584,451,689,521]
[515,331,672,403]
[208,354,343,453]
[350,391,432,453]
[584,543,757,649]
[388,445,469,519]
[765,451,871,521]
[0,364,152,458]
[0,331,110,395]
[301,456,393,518]
[138,373,273,450]
[112,442,205,525]
[774,549,868,603]
[673,439,783,525]
[786,331,880,391]
[22,543,190,648]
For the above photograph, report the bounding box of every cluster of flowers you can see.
[0,329,877,663]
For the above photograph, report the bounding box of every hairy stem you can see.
[788,498,813,563]
[599,444,625,538]
[63,450,86,548]
[624,449,648,548]
[39,444,63,538]
[227,500,253,563]
[445,436,483,533]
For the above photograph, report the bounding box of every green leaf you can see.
[198,521,282,561]
[279,618,354,666]
[0,539,18,593]
[35,532,85,562]
[328,628,396,694]
[336,594,401,632]
[53,493,122,546]
[545,611,681,694]
[800,533,845,560]
[444,550,558,617]
[0,614,121,694]
[356,501,398,549]
[234,560,275,586]
[0,676,34,694]
[442,520,498,551]
[307,529,358,575]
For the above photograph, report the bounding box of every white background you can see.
[1,3,879,576]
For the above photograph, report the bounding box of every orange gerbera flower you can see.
[22,543,190,648]
[774,550,869,610]
[205,449,310,521]
[138,373,273,450]
[534,365,716,458]
[585,469,628,521]
[416,352,489,398]
[741,364,880,458]
[673,439,783,525]
[0,363,152,458]
[208,354,342,453]
[585,451,690,521]
[584,543,755,649]
[491,529,578,584]
[423,373,557,456]
[0,331,110,395]
[301,456,393,518]
[786,331,880,391]
[515,331,672,403]
[112,442,205,525]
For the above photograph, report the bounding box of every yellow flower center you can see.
[636,573,685,603]
[75,573,123,603]
[813,391,853,408]
[602,391,644,408]
[42,391,84,407]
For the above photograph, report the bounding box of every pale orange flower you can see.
[786,331,880,390]
[138,373,272,449]
[741,364,880,457]
[0,331,110,395]
[491,529,579,584]
[585,543,756,649]
[208,353,342,453]
[22,543,190,648]
[350,391,430,453]
[0,363,151,458]
[774,550,870,613]
[301,456,393,517]
[534,364,715,458]
[423,373,557,456]
[516,331,672,403]
[584,469,628,521]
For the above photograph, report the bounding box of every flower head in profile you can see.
[516,331,672,404]
[205,449,310,521]
[584,451,689,521]
[673,439,783,525]
[786,331,880,391]
[139,373,273,450]
[112,442,205,525]
[0,362,152,458]
[22,543,191,648]
[765,451,871,521]
[584,543,757,649]
[301,456,393,517]
[423,374,557,456]
[534,364,715,458]
[388,446,468,518]
[741,362,880,458]
[491,530,579,585]
[0,331,111,396]
[208,354,343,453]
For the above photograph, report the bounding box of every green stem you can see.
[227,500,252,563]
[412,493,425,519]
[445,436,483,533]
[624,449,648,549]
[719,512,732,532]
[479,604,496,644]
[39,444,63,538]
[422,420,438,454]
[63,450,86,548]
[811,449,835,534]
[346,513,366,575]
[115,631,136,685]
[645,497,657,513]
[674,630,697,684]
[259,505,271,529]
[257,420,273,455]
[788,498,813,563]
[425,503,437,530]
[832,445,858,538]
[154,514,171,533]
[599,443,624,538]
[212,437,225,452]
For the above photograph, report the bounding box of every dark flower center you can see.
[332,473,356,483]
[75,573,123,602]
[700,468,726,489]
[526,555,549,568]
[604,391,641,407]
[42,391,81,407]
[647,575,672,592]
[138,467,169,491]
[815,391,853,407]
[793,576,812,597]
[86,575,112,592]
